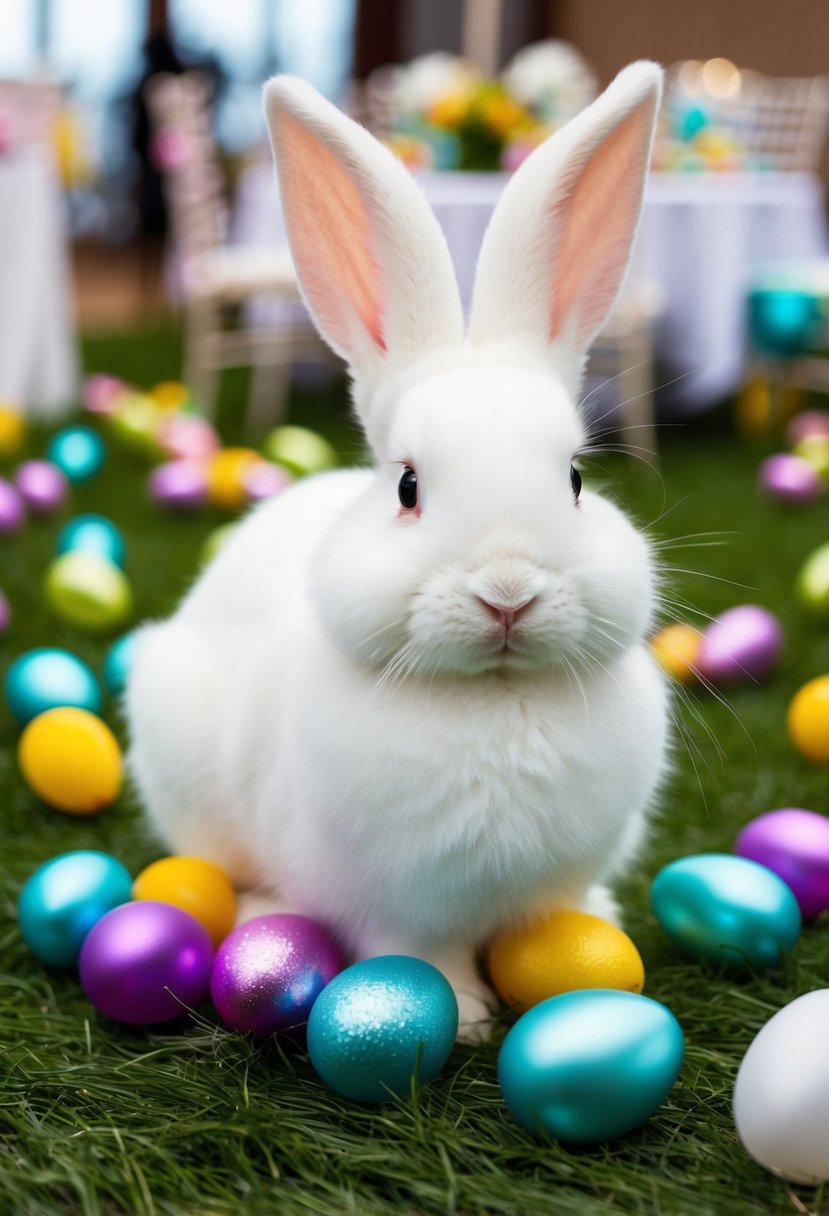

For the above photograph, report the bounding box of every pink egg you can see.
[243,460,292,503]
[148,460,207,511]
[157,415,220,462]
[0,477,25,534]
[785,410,829,447]
[14,461,68,516]
[83,375,125,416]
[696,605,782,685]
[758,454,821,504]
[0,589,10,633]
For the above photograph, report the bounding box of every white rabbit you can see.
[127,62,669,1040]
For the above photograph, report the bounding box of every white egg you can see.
[733,990,829,1184]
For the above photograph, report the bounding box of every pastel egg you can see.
[649,623,702,684]
[651,853,801,970]
[243,460,292,503]
[0,589,9,634]
[14,460,67,515]
[306,955,458,1102]
[793,435,829,481]
[734,990,829,1183]
[44,551,133,633]
[83,374,125,415]
[796,543,829,617]
[103,632,137,697]
[134,856,237,947]
[758,453,821,503]
[207,448,263,510]
[211,913,343,1034]
[785,409,829,447]
[156,414,219,461]
[487,909,644,1013]
[788,675,829,762]
[0,476,25,533]
[149,380,190,411]
[148,459,207,511]
[56,514,125,568]
[107,393,164,459]
[17,849,132,967]
[0,404,25,457]
[18,706,122,814]
[696,605,781,684]
[5,647,102,725]
[262,425,338,478]
[47,427,106,484]
[79,901,214,1024]
[498,990,684,1143]
[736,808,829,919]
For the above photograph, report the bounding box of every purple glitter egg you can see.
[0,590,10,634]
[148,460,207,511]
[696,605,782,684]
[736,808,829,920]
[210,913,343,1036]
[0,477,25,534]
[157,415,219,462]
[785,410,829,447]
[758,454,822,504]
[79,900,214,1024]
[14,461,68,516]
[243,460,292,503]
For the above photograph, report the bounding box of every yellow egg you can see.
[0,404,25,457]
[788,675,829,763]
[19,707,122,814]
[649,623,701,684]
[207,448,262,510]
[133,856,237,946]
[487,908,645,1013]
[150,380,190,411]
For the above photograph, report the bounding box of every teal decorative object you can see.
[306,955,458,1102]
[5,647,102,725]
[748,289,819,357]
[651,853,801,970]
[47,426,106,483]
[57,514,126,569]
[18,850,133,967]
[103,632,137,697]
[498,989,684,1143]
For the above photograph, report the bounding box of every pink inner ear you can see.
[548,98,653,346]
[277,109,386,352]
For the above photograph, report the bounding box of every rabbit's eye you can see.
[398,467,418,509]
[570,464,582,501]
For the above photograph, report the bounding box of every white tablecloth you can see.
[0,148,78,417]
[232,163,829,412]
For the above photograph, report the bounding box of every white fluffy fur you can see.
[127,64,668,1039]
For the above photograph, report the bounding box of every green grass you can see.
[3,326,829,1215]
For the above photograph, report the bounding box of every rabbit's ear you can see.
[263,76,464,383]
[468,62,662,383]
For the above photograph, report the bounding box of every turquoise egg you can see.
[651,853,801,970]
[18,850,133,967]
[47,426,106,483]
[57,514,125,569]
[306,955,458,1102]
[498,989,684,1143]
[103,632,137,697]
[5,647,102,726]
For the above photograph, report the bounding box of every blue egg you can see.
[47,426,105,483]
[5,647,102,726]
[18,850,133,967]
[747,289,819,357]
[103,632,137,697]
[498,989,684,1143]
[651,853,801,970]
[307,955,458,1102]
[57,514,125,569]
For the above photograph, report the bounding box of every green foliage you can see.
[2,333,828,1214]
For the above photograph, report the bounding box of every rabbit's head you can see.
[264,65,662,678]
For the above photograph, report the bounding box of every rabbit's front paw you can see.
[453,980,498,1044]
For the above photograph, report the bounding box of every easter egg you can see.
[17,850,132,967]
[0,476,25,533]
[734,990,829,1183]
[79,901,214,1024]
[103,632,136,697]
[200,523,238,566]
[0,589,9,634]
[135,856,237,947]
[156,414,219,461]
[0,404,24,457]
[150,380,190,411]
[487,909,644,1013]
[735,808,829,920]
[649,623,701,683]
[651,853,801,970]
[243,460,292,503]
[5,647,102,725]
[788,675,829,762]
[56,514,125,568]
[785,409,829,447]
[792,435,829,481]
[498,990,684,1143]
[696,605,781,685]
[148,459,207,511]
[262,425,338,478]
[207,448,263,510]
[47,427,105,484]
[211,913,343,1034]
[796,543,829,617]
[83,374,125,415]
[748,288,818,357]
[758,454,821,504]
[44,551,133,632]
[18,706,122,814]
[108,394,164,459]
[307,956,458,1102]
[14,460,67,515]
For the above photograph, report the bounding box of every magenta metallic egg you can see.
[14,461,68,515]
[736,808,829,920]
[0,477,24,534]
[210,913,343,1036]
[758,454,821,504]
[696,605,782,685]
[148,460,207,511]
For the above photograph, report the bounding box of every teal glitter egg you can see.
[47,426,105,483]
[57,514,126,569]
[103,632,137,697]
[651,853,802,970]
[5,647,102,725]
[18,850,133,967]
[306,955,458,1102]
[498,989,684,1143]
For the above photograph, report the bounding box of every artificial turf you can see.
[2,325,829,1216]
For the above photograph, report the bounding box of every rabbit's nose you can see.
[476,597,537,634]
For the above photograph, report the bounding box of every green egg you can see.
[45,551,134,634]
[262,425,338,478]
[797,541,829,617]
